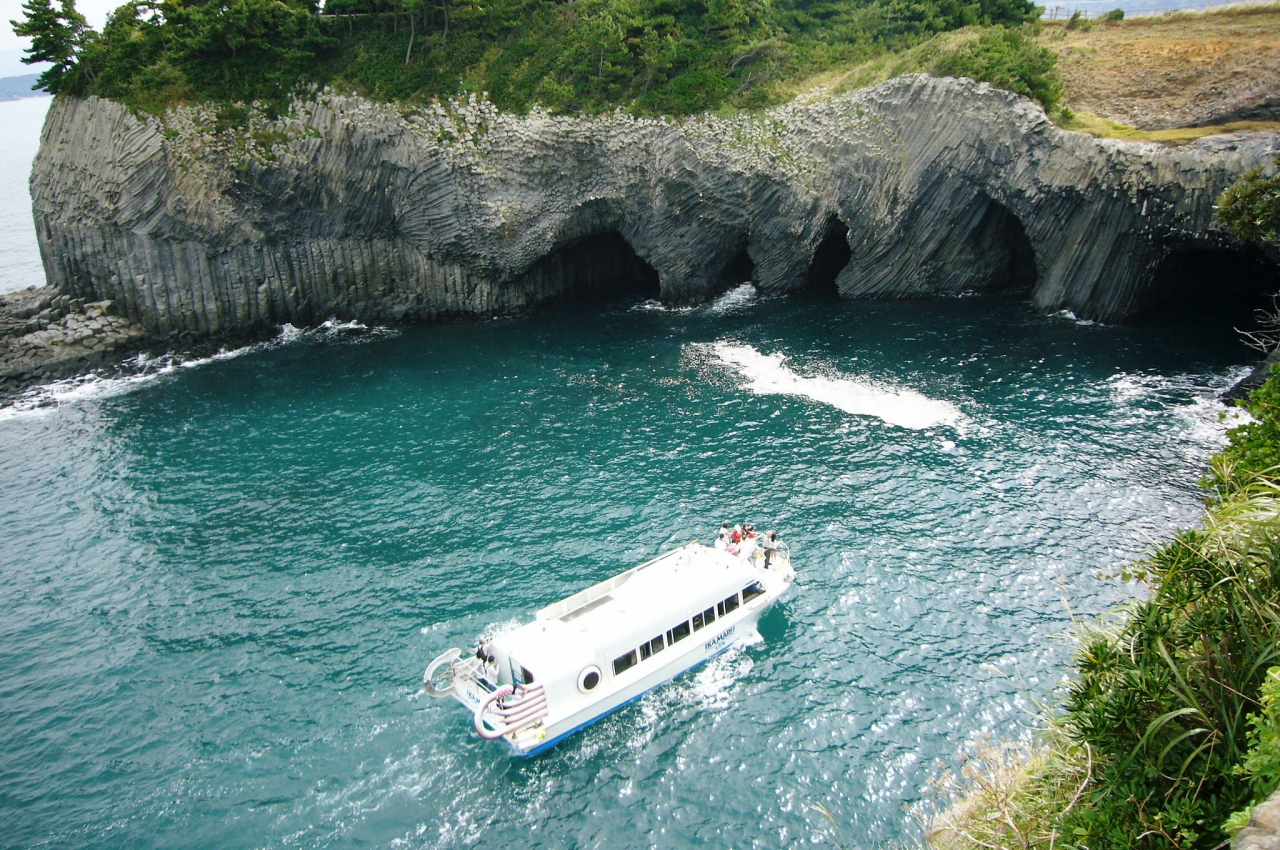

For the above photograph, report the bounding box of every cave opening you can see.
[718,245,756,291]
[968,198,1037,294]
[520,231,660,305]
[1131,247,1280,333]
[803,216,852,298]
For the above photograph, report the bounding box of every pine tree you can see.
[10,0,94,94]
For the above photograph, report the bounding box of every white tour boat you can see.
[423,536,795,756]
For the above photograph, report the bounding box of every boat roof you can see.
[491,544,761,667]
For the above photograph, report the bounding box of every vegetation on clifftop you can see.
[1217,156,1280,248]
[10,0,1056,115]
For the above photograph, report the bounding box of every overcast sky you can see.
[2,0,117,51]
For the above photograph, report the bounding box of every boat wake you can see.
[0,319,395,421]
[705,341,965,430]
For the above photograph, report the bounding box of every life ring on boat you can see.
[423,647,462,698]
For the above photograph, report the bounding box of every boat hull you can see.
[512,614,763,756]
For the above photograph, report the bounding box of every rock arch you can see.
[964,196,1037,294]
[719,244,756,290]
[841,191,1039,300]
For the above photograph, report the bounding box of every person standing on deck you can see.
[762,531,778,568]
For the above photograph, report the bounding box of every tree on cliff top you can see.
[12,0,1044,114]
[10,0,95,94]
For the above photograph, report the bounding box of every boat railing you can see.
[424,649,498,698]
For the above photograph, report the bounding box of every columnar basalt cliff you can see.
[30,75,1280,337]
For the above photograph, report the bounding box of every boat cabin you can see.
[482,545,768,712]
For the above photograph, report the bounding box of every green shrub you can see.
[1216,157,1280,247]
[12,0,1044,115]
[932,25,1063,111]
[1055,520,1280,849]
[1223,665,1280,834]
[1237,666,1280,799]
[1099,8,1124,22]
[1211,363,1280,495]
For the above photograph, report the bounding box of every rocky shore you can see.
[0,287,153,397]
[0,286,284,402]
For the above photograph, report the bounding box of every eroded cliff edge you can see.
[31,74,1280,337]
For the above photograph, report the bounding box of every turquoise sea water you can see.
[0,289,1254,848]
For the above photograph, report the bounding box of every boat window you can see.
[667,621,691,644]
[613,649,638,675]
[640,642,652,661]
[742,581,765,603]
[693,606,715,631]
[649,635,665,655]
[717,593,740,617]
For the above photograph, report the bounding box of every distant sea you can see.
[0,93,50,294]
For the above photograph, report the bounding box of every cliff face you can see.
[30,75,1280,337]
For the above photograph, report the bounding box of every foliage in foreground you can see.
[10,0,1053,116]
[923,737,1091,849]
[1224,666,1280,834]
[926,367,1280,850]
[1216,156,1280,247]
[1055,510,1280,848]
[1211,365,1280,495]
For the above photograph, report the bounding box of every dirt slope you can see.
[1044,5,1280,130]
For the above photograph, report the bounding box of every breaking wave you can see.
[0,319,394,421]
[706,283,758,314]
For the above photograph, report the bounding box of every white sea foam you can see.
[1052,309,1097,326]
[0,319,395,421]
[0,345,260,422]
[708,341,965,430]
[629,299,695,314]
[1106,367,1255,459]
[706,283,758,314]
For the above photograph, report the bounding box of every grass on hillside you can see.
[1060,112,1280,144]
[22,0,1065,117]
[774,3,1280,145]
